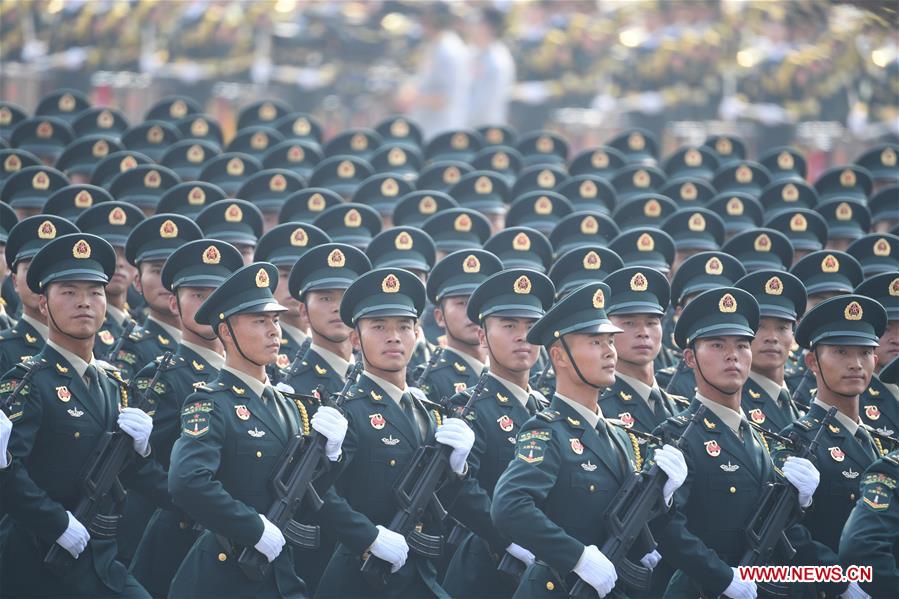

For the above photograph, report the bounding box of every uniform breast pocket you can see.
[234,437,281,490]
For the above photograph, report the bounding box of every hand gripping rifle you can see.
[236,359,363,581]
[360,369,490,590]
[44,351,174,574]
[569,404,709,598]
[103,320,136,363]
[732,406,839,599]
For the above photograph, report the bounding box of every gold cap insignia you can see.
[688,213,706,232]
[287,145,305,163]
[418,196,437,214]
[637,233,655,252]
[889,277,899,297]
[537,169,555,188]
[269,174,288,192]
[97,110,114,128]
[382,273,400,293]
[186,144,205,163]
[583,250,601,270]
[390,119,409,137]
[74,190,93,208]
[202,245,221,264]
[835,202,853,221]
[454,213,472,232]
[59,93,76,111]
[512,232,531,251]
[259,102,277,121]
[290,227,308,247]
[463,254,480,273]
[492,151,510,170]
[0,107,11,125]
[92,139,109,158]
[190,118,209,137]
[630,272,648,291]
[188,186,206,205]
[628,132,645,151]
[715,137,733,155]
[387,148,406,166]
[534,196,553,215]
[485,128,503,144]
[226,158,245,177]
[821,254,840,273]
[147,125,164,144]
[684,148,702,167]
[292,117,310,135]
[782,183,799,202]
[381,177,399,197]
[475,175,493,195]
[72,239,91,259]
[394,231,413,250]
[592,151,609,168]
[344,208,361,228]
[4,155,21,172]
[735,164,753,184]
[250,132,269,151]
[633,169,650,188]
[719,293,737,313]
[308,193,325,211]
[144,170,161,189]
[777,151,794,170]
[844,301,862,320]
[873,238,891,257]
[170,99,188,118]
[536,136,554,153]
[765,276,783,295]
[644,199,662,217]
[882,147,897,167]
[38,220,57,239]
[680,181,698,201]
[579,179,598,199]
[450,132,469,150]
[108,206,127,225]
[443,166,461,184]
[705,257,723,275]
[790,213,807,232]
[120,155,138,172]
[225,204,243,222]
[32,171,50,190]
[328,249,346,267]
[160,219,178,238]
[754,233,771,252]
[255,268,269,288]
[36,121,53,139]
[580,215,599,234]
[592,288,605,309]
[514,275,532,294]
[726,197,744,216]
[840,169,856,187]
[350,133,368,152]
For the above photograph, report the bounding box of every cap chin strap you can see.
[559,335,603,390]
[308,309,346,346]
[223,317,267,368]
[354,323,404,373]
[441,299,480,349]
[691,344,742,397]
[45,299,97,342]
[176,294,218,342]
[813,346,859,399]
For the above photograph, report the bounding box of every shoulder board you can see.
[537,409,560,422]
[884,453,899,467]
[14,357,47,373]
[669,414,689,427]
[128,328,147,341]
[194,382,215,393]
[658,366,677,375]
[794,417,814,431]
[667,392,690,406]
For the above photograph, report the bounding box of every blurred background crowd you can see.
[1,0,897,175]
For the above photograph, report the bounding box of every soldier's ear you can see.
[803,349,818,374]
[38,293,48,317]
[476,324,487,348]
[548,341,566,370]
[349,326,360,351]
[168,292,179,316]
[433,304,446,328]
[296,300,309,322]
[682,346,697,369]
[217,321,231,344]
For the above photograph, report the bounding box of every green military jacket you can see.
[600,376,688,438]
[414,347,484,403]
[91,312,134,363]
[740,376,802,435]
[112,318,178,381]
[284,347,348,399]
[858,374,899,439]
[0,316,44,376]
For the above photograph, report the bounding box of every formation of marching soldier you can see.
[0,88,897,598]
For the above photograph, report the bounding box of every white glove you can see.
[118,407,153,457]
[0,410,11,468]
[655,444,688,504]
[573,545,617,597]
[640,549,661,570]
[55,511,89,559]
[274,382,295,394]
[254,515,286,563]
[782,457,820,508]
[369,525,409,573]
[435,418,475,475]
[311,406,347,461]
[723,567,758,599]
[505,542,535,567]
[840,581,871,599]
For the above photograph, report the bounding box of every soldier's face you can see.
[806,344,876,397]
[750,317,794,373]
[41,281,107,339]
[302,290,350,343]
[434,296,480,346]
[222,313,283,365]
[352,317,417,372]
[552,332,618,387]
[805,291,842,311]
[875,321,899,372]
[825,237,852,252]
[872,219,898,233]
[686,336,752,395]
[12,260,42,313]
[135,260,177,317]
[106,246,137,297]
[479,316,539,373]
[173,287,216,338]
[609,313,662,367]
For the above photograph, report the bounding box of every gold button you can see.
[729,486,736,494]
[218,553,227,562]
[179,521,188,530]
[546,582,555,591]
[256,451,262,458]
[850,493,855,500]
[588,484,596,492]
[73,432,80,438]
[389,459,396,466]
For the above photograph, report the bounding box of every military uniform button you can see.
[546,581,555,591]
[179,521,189,529]
[218,552,227,562]
[256,451,262,458]
[849,493,855,500]
[588,484,596,492]
[74,431,80,438]
[729,486,736,494]
[389,459,396,466]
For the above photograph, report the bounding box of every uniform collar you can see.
[280,321,307,345]
[180,339,225,371]
[555,392,602,429]
[489,372,531,408]
[363,371,407,407]
[749,371,788,403]
[696,393,746,436]
[812,397,859,436]
[311,343,351,377]
[106,304,129,327]
[20,313,49,342]
[614,371,658,402]
[221,365,268,399]
[445,347,486,374]
[146,315,182,343]
[46,339,96,379]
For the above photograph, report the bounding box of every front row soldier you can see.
[773,294,889,599]
[442,268,555,598]
[840,355,899,598]
[166,262,349,598]
[0,233,169,597]
[491,281,689,599]
[651,288,821,599]
[128,238,244,596]
[315,268,475,599]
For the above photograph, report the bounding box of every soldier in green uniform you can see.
[855,272,899,438]
[441,268,554,598]
[839,355,899,596]
[0,202,18,330]
[74,202,144,360]
[491,281,688,598]
[129,239,244,596]
[0,215,79,374]
[315,268,475,599]
[773,294,889,599]
[0,233,168,597]
[651,287,821,598]
[735,270,807,433]
[414,249,503,403]
[113,214,203,381]
[167,262,348,598]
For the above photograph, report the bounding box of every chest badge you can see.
[370,413,386,430]
[618,412,634,428]
[704,439,721,457]
[864,405,880,421]
[842,468,858,479]
[381,435,400,445]
[720,461,739,472]
[56,386,71,402]
[248,427,265,437]
[157,335,170,346]
[749,409,766,424]
[235,405,251,420]
[276,354,290,369]
[829,446,845,462]
[507,436,516,444]
[497,415,514,432]
[67,407,84,418]
[570,438,584,455]
[98,330,114,345]
[581,461,597,472]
